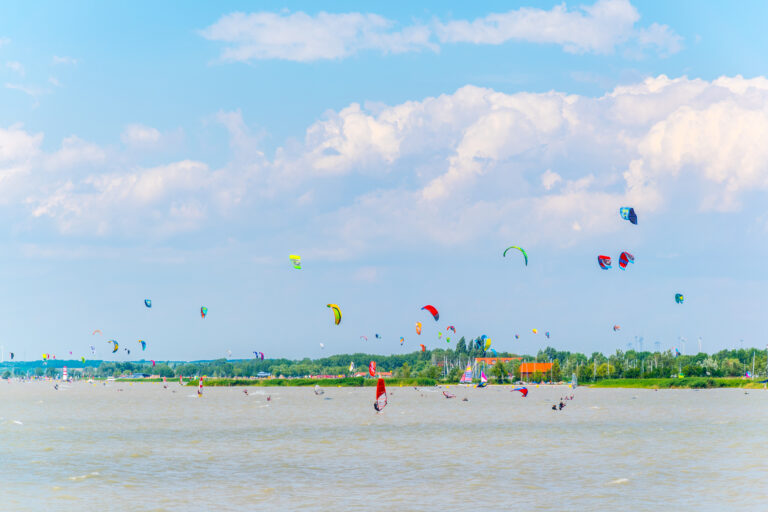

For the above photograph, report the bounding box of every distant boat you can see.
[476,371,488,388]
[459,364,473,385]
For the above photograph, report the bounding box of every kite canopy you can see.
[253,351,264,360]
[289,254,301,269]
[503,245,528,266]
[360,335,368,342]
[514,334,519,339]
[532,328,538,334]
[545,331,550,339]
[327,304,342,325]
[675,293,684,304]
[375,334,381,339]
[613,325,621,332]
[200,306,208,319]
[399,337,405,345]
[108,340,118,353]
[415,322,422,335]
[92,329,102,336]
[618,251,634,270]
[139,340,146,351]
[368,361,376,376]
[620,207,638,225]
[144,299,152,308]
[421,305,439,321]
[597,255,612,269]
[446,326,456,333]
[420,344,426,352]
[513,387,529,397]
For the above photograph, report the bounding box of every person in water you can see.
[559,401,565,410]
[374,402,381,412]
[551,404,557,410]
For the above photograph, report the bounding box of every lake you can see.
[1,381,766,511]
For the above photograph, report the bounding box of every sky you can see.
[1,0,767,361]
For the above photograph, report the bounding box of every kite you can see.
[253,351,264,360]
[503,246,528,266]
[620,207,638,225]
[399,337,405,346]
[613,325,621,332]
[618,252,634,270]
[10,352,14,360]
[532,328,538,334]
[421,305,439,321]
[415,322,422,335]
[289,254,301,269]
[515,334,519,340]
[513,387,528,397]
[200,306,208,319]
[369,361,376,376]
[484,338,492,351]
[108,340,118,353]
[675,293,684,304]
[80,356,85,363]
[144,299,152,308]
[438,332,442,339]
[151,360,156,367]
[319,343,325,349]
[374,377,387,412]
[598,255,612,269]
[139,340,146,351]
[446,326,456,333]
[446,337,451,343]
[90,345,95,354]
[375,334,381,339]
[327,304,341,325]
[545,331,550,339]
[360,335,368,342]
[420,344,426,352]
[92,329,102,336]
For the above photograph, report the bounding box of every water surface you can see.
[1,382,766,511]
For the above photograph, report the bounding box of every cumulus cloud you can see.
[202,0,681,62]
[10,75,768,255]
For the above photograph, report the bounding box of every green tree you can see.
[420,365,440,379]
[551,359,562,381]
[491,360,508,384]
[400,362,411,378]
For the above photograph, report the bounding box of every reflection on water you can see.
[1,382,767,511]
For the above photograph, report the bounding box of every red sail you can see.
[368,361,376,376]
[376,378,387,410]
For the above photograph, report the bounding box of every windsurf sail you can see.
[459,364,473,384]
[513,387,528,397]
[375,378,387,411]
[476,371,488,388]
[442,391,456,398]
[197,376,204,397]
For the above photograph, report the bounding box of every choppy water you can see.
[1,381,766,511]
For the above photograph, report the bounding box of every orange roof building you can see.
[519,362,553,375]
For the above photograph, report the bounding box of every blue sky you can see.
[0,0,766,361]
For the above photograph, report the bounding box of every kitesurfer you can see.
[559,401,565,410]
[374,402,381,412]
[552,404,557,411]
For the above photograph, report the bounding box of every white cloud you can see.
[48,76,61,87]
[541,169,563,190]
[121,124,161,147]
[52,55,78,65]
[5,61,24,76]
[31,160,213,235]
[435,0,681,56]
[5,83,46,97]
[202,1,680,62]
[11,74,768,254]
[201,11,435,62]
